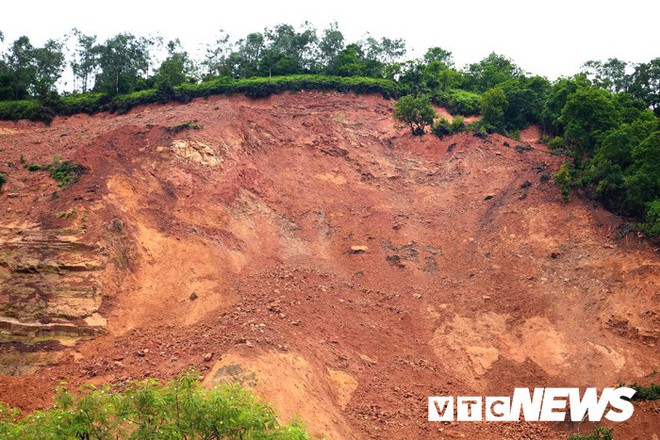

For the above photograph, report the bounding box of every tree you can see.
[203,31,233,78]
[423,47,453,68]
[154,39,193,91]
[393,95,436,135]
[3,36,34,100]
[93,33,157,95]
[318,22,344,72]
[628,58,660,115]
[466,52,522,93]
[328,43,365,77]
[581,58,630,93]
[30,39,65,99]
[561,87,620,165]
[69,29,98,93]
[480,87,508,129]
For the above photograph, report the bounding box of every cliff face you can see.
[0,92,657,439]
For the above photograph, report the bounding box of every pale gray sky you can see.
[1,0,658,80]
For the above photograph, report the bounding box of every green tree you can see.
[581,58,630,93]
[466,52,522,93]
[318,22,345,72]
[69,28,98,93]
[423,47,453,68]
[93,33,157,95]
[203,31,233,78]
[154,39,193,92]
[328,43,365,77]
[480,87,508,129]
[628,58,659,115]
[393,94,436,135]
[30,39,65,99]
[561,87,620,165]
[3,36,34,100]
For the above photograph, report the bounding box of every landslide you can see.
[0,91,658,439]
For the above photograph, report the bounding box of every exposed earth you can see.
[0,91,658,439]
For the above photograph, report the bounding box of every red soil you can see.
[0,91,658,439]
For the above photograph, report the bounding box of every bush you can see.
[621,381,660,400]
[481,87,508,129]
[548,136,565,149]
[165,120,203,134]
[0,75,400,123]
[432,117,451,138]
[0,173,6,191]
[555,163,574,202]
[434,89,481,116]
[0,100,54,124]
[393,94,436,135]
[568,426,613,440]
[0,372,310,439]
[24,156,85,188]
[450,116,466,133]
[433,116,465,139]
[641,201,660,236]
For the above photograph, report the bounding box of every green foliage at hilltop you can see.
[0,23,657,234]
[0,373,310,439]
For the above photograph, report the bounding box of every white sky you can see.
[1,0,658,81]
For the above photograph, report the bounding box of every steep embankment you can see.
[0,92,658,439]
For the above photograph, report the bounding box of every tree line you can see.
[0,23,657,234]
[0,23,408,98]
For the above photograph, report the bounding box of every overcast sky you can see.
[1,0,658,80]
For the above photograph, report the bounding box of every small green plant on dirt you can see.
[568,426,613,440]
[0,371,310,439]
[555,163,574,202]
[23,156,85,188]
[0,172,6,191]
[433,116,466,139]
[618,382,660,400]
[165,120,204,134]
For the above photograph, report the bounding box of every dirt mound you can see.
[0,92,657,439]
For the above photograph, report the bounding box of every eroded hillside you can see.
[0,92,658,439]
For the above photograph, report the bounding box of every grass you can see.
[619,382,660,400]
[568,426,612,440]
[0,75,400,123]
[165,120,203,134]
[22,156,85,188]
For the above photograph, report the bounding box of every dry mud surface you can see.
[0,92,658,439]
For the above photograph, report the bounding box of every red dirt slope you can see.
[0,91,658,439]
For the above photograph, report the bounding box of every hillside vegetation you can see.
[0,24,657,233]
[0,373,309,439]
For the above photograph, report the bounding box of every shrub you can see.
[434,89,481,116]
[0,372,310,439]
[466,120,495,139]
[0,100,54,124]
[481,87,508,129]
[0,75,400,123]
[432,117,452,138]
[450,116,466,133]
[555,163,574,201]
[433,116,466,139]
[165,120,203,134]
[0,173,6,191]
[568,426,613,440]
[641,201,660,236]
[548,136,565,149]
[393,94,436,135]
[621,381,660,400]
[24,157,85,188]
